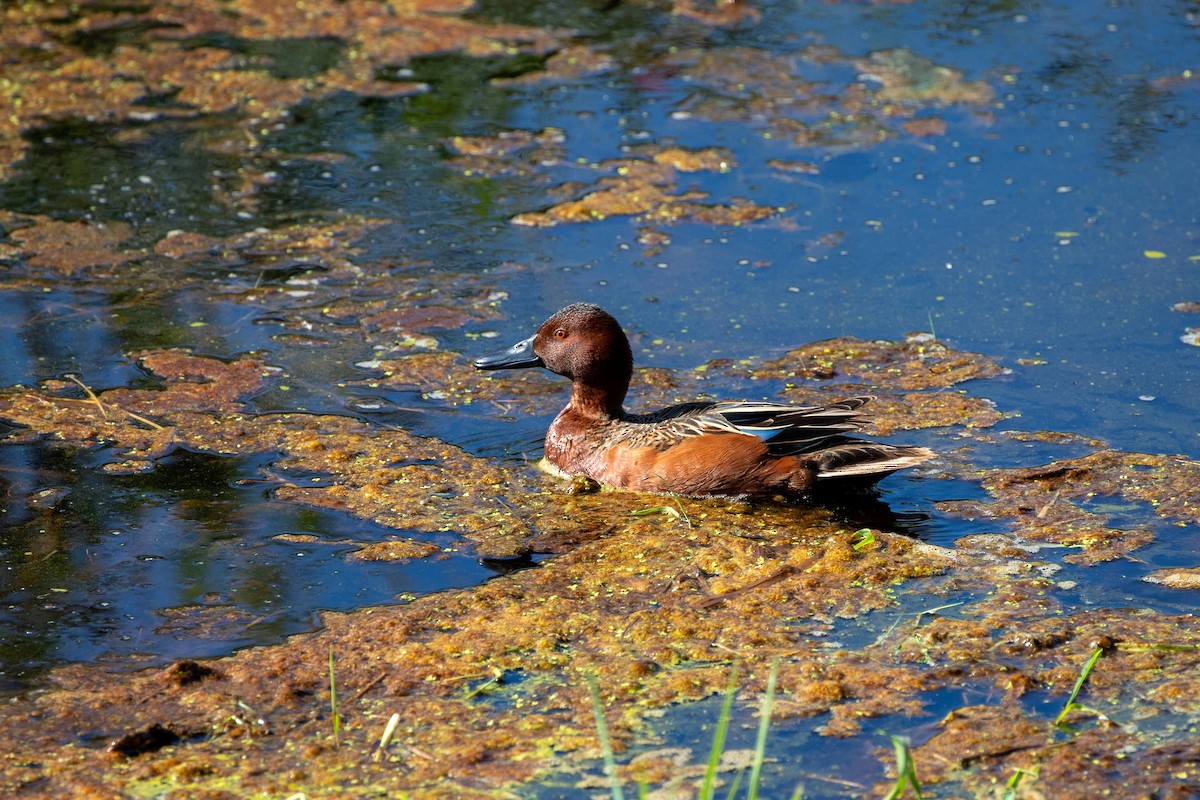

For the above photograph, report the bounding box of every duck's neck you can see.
[569,375,627,419]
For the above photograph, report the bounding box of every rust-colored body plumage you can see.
[475,303,933,499]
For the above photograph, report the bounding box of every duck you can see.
[474,303,933,499]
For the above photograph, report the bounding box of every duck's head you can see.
[474,303,633,411]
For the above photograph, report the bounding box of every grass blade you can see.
[747,659,778,800]
[882,735,922,800]
[1054,646,1103,727]
[850,528,876,551]
[700,665,739,800]
[1001,766,1038,799]
[328,646,341,748]
[588,674,626,800]
[723,768,745,800]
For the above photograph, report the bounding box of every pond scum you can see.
[1,0,1199,798]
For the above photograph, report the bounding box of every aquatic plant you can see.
[882,735,922,800]
[1054,646,1104,728]
[329,646,341,748]
[850,528,876,551]
[699,665,739,800]
[590,663,785,800]
[588,674,626,800]
[747,660,779,800]
[1001,766,1039,799]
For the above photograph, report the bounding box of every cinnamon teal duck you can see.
[474,303,933,499]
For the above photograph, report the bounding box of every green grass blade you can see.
[850,528,876,551]
[747,659,778,800]
[723,767,745,800]
[588,674,626,800]
[1054,646,1103,727]
[882,735,921,800]
[700,665,739,800]
[1001,766,1038,800]
[328,646,341,748]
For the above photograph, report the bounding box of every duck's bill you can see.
[473,335,544,370]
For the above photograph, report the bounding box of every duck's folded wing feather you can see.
[810,441,934,479]
[714,396,875,454]
[624,396,878,453]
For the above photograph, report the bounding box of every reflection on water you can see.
[0,445,492,694]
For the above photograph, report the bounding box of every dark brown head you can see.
[474,303,633,415]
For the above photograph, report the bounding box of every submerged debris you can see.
[107,723,182,758]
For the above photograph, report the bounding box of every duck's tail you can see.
[812,442,936,482]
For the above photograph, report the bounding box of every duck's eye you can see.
[554,328,569,340]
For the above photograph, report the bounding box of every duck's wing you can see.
[715,397,935,478]
[623,396,875,453]
[712,396,873,455]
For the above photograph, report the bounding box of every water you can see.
[0,445,493,692]
[0,0,1196,722]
